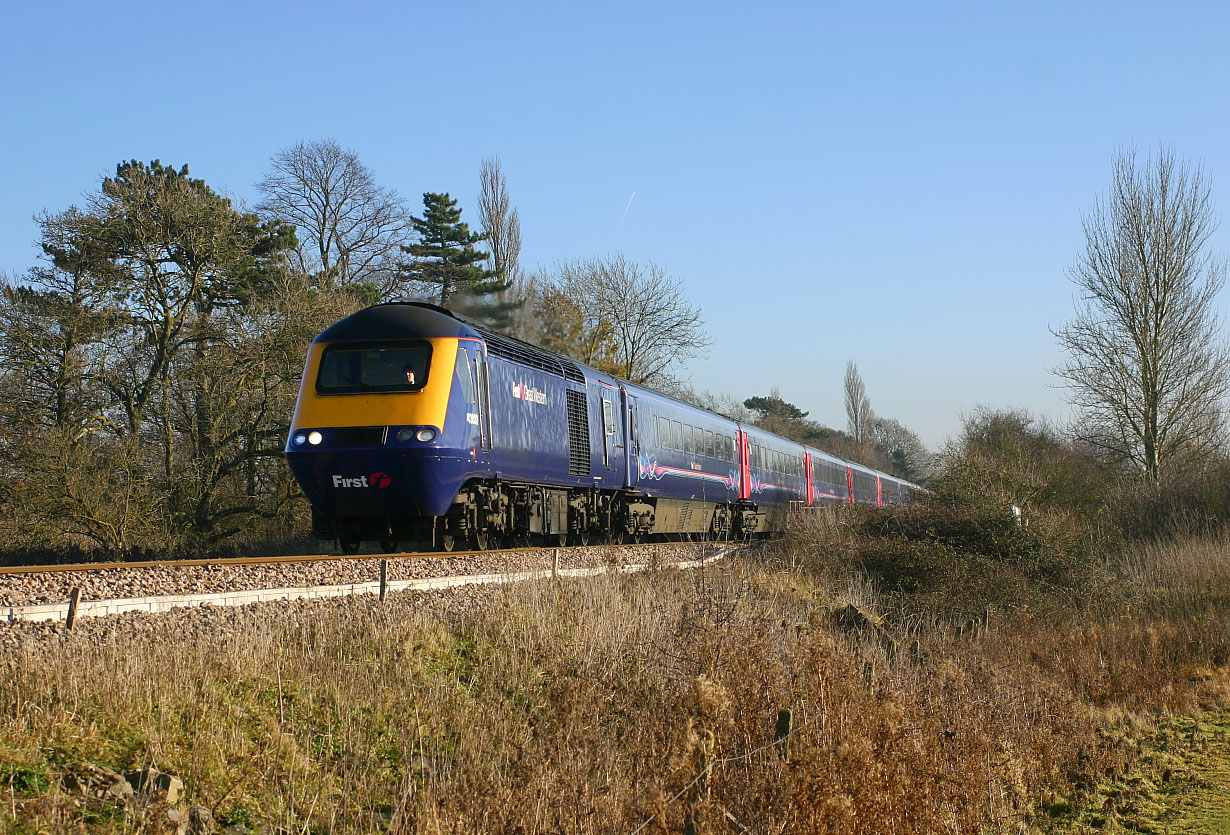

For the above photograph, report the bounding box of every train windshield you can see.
[316,341,432,394]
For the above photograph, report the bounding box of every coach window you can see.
[657,416,668,448]
[684,425,694,455]
[726,436,734,461]
[672,421,683,451]
[704,430,714,458]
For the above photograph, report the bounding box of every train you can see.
[285,302,923,553]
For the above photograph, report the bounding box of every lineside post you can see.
[552,548,559,579]
[775,709,793,761]
[65,587,81,631]
[380,559,388,602]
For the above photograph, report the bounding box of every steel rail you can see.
[0,539,730,577]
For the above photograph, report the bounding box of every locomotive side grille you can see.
[566,390,591,476]
[332,426,387,447]
[477,328,587,384]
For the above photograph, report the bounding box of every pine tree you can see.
[399,193,509,312]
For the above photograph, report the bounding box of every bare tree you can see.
[844,360,874,447]
[1053,146,1229,481]
[542,256,712,386]
[257,139,412,295]
[873,415,931,481]
[477,156,523,295]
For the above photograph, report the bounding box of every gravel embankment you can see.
[0,543,721,608]
[0,583,507,652]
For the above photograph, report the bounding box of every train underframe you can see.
[313,477,775,553]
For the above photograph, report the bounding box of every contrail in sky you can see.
[617,191,636,232]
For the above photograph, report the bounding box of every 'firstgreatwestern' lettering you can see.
[511,381,548,405]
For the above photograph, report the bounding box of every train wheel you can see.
[473,531,489,551]
[573,531,590,546]
[434,517,456,552]
[608,531,625,545]
[379,538,399,554]
[338,535,361,555]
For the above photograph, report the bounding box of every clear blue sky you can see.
[3,0,1229,449]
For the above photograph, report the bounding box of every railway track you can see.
[0,544,544,576]
[0,540,735,621]
[0,538,733,576]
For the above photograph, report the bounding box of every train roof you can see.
[313,302,479,343]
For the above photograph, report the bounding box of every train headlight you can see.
[307,431,323,446]
[293,433,307,446]
[415,428,437,442]
[396,428,415,442]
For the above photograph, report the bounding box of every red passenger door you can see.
[738,429,751,500]
[804,452,814,506]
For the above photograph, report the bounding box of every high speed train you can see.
[285,302,921,553]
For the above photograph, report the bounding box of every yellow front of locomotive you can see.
[285,303,485,532]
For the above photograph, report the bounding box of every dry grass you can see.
[1,525,1229,833]
[1121,530,1230,618]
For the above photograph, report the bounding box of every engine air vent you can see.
[475,328,586,384]
[566,390,591,477]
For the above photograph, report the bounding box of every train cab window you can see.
[317,340,432,394]
[672,421,683,451]
[454,348,476,405]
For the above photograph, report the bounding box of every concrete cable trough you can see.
[2,548,730,624]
